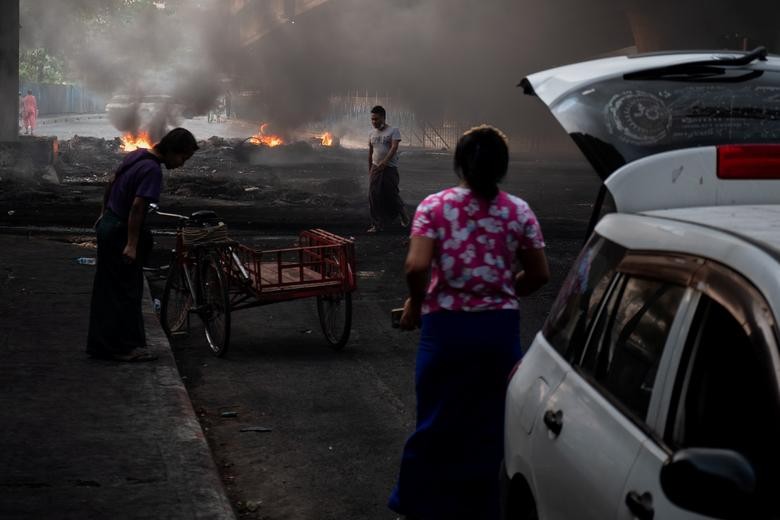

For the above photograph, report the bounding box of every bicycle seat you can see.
[189,210,219,226]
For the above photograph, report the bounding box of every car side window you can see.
[542,235,625,363]
[578,276,686,420]
[667,296,780,507]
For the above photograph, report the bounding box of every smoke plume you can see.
[20,0,236,139]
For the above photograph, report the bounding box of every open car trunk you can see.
[521,48,780,226]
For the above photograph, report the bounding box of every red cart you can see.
[158,209,356,357]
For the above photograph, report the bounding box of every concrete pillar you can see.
[0,0,20,141]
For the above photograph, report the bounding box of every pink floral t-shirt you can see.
[411,187,545,314]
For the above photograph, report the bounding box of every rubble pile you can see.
[39,135,365,210]
[59,135,124,179]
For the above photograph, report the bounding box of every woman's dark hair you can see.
[454,125,509,200]
[154,127,199,155]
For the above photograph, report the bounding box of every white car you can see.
[106,93,185,131]
[504,47,780,520]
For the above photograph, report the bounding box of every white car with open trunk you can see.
[503,47,780,520]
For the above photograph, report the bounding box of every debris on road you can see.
[239,426,272,433]
[220,411,238,418]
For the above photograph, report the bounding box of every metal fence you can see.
[19,83,106,116]
[324,91,472,150]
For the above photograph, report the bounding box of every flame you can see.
[120,132,154,152]
[249,123,284,147]
[319,132,334,146]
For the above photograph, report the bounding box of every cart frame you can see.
[157,207,356,357]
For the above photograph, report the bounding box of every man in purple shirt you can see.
[87,128,198,362]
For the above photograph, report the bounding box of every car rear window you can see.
[550,67,780,179]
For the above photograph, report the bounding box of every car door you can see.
[530,267,689,520]
[619,261,780,520]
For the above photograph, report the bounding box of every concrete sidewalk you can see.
[0,234,235,519]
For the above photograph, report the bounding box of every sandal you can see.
[112,349,158,362]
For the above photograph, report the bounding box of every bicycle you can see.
[152,205,247,357]
[150,205,357,357]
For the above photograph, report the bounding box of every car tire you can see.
[500,463,538,520]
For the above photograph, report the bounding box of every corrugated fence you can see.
[19,83,106,116]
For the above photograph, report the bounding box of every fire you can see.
[249,123,284,147]
[319,132,334,146]
[120,132,154,152]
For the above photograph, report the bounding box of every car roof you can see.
[644,205,780,257]
[595,206,780,317]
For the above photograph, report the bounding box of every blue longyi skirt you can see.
[388,309,522,520]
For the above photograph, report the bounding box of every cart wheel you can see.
[160,260,192,337]
[317,292,352,350]
[199,254,231,357]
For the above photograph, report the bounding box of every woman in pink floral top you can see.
[389,126,549,520]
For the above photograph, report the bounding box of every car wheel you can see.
[500,465,538,520]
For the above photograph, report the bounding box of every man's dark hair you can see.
[454,125,509,200]
[370,105,386,118]
[154,127,199,155]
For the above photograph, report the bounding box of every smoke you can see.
[20,0,235,139]
[21,0,777,145]
[233,0,633,138]
[222,0,780,140]
[18,0,634,141]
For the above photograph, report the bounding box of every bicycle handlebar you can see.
[148,203,188,221]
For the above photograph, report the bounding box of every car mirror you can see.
[660,448,757,520]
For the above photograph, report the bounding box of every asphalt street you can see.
[4,115,600,518]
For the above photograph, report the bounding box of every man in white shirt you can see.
[367,105,410,233]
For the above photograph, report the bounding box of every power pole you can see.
[0,0,20,141]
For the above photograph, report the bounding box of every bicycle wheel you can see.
[160,260,193,337]
[199,254,231,357]
[317,292,352,350]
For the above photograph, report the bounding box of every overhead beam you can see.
[233,0,333,47]
[625,0,780,52]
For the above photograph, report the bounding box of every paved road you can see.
[144,158,597,519]
[3,119,600,518]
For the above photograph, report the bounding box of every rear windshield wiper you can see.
[624,46,768,80]
[628,67,764,83]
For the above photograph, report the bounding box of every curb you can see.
[142,278,237,519]
[38,114,108,125]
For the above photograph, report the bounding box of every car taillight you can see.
[507,359,522,384]
[717,144,780,179]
